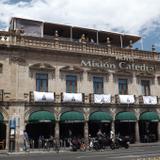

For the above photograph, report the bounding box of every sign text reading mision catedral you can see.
[81,59,155,72]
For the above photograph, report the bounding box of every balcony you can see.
[0,90,3,102]
[29,91,55,104]
[61,92,85,104]
[115,94,135,104]
[89,93,111,104]
[0,31,159,61]
[139,95,158,105]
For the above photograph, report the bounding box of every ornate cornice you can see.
[60,66,84,74]
[113,69,133,77]
[29,63,55,72]
[10,56,26,65]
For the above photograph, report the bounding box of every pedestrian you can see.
[23,130,29,151]
[110,130,115,142]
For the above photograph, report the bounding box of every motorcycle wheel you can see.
[125,144,129,149]
[115,143,120,149]
[110,143,115,150]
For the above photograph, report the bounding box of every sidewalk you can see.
[130,142,160,147]
[1,142,160,155]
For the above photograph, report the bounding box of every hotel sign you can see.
[81,60,155,72]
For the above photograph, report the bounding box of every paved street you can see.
[1,145,160,160]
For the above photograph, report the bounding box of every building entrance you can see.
[139,121,158,143]
[0,123,6,150]
[89,122,111,137]
[26,110,55,148]
[26,122,55,148]
[115,121,136,143]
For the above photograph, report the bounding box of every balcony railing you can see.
[115,94,136,104]
[61,92,85,103]
[0,31,159,61]
[29,91,55,103]
[27,91,160,106]
[89,93,112,104]
[0,90,3,102]
[139,95,158,105]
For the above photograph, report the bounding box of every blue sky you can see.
[0,0,160,52]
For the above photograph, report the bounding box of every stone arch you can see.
[0,108,9,122]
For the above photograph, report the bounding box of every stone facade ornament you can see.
[10,56,26,65]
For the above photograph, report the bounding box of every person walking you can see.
[23,130,29,151]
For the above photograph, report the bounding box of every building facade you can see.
[0,17,160,151]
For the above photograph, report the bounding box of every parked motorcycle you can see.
[114,136,130,149]
[92,136,115,151]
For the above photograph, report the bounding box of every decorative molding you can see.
[60,66,83,74]
[136,72,155,78]
[10,56,26,65]
[29,63,55,72]
[113,69,133,77]
[87,68,109,75]
[87,68,109,81]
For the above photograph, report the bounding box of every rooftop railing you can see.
[0,31,159,61]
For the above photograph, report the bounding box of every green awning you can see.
[139,112,159,122]
[0,113,4,122]
[28,111,55,123]
[89,111,112,122]
[115,112,137,122]
[60,111,84,123]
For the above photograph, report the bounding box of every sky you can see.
[0,0,160,51]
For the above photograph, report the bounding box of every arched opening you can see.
[26,110,55,148]
[0,113,6,150]
[115,111,137,143]
[139,111,159,143]
[60,111,84,147]
[89,111,112,137]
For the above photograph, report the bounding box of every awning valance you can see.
[139,112,159,122]
[89,111,112,122]
[28,111,55,123]
[0,113,4,122]
[60,111,84,123]
[115,112,137,122]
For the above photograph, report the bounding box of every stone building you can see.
[0,17,160,151]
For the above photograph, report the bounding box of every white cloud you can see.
[0,0,160,35]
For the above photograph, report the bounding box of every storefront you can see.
[26,110,55,148]
[115,111,137,143]
[89,111,112,137]
[139,111,159,143]
[60,111,84,139]
[0,112,6,150]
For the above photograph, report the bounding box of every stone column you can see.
[111,110,116,139]
[5,122,9,151]
[135,121,140,143]
[55,121,60,140]
[158,122,160,142]
[84,121,89,145]
[111,121,115,134]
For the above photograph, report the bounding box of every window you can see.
[118,79,128,95]
[66,75,77,93]
[93,77,104,94]
[0,64,2,73]
[36,73,48,92]
[141,80,150,96]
